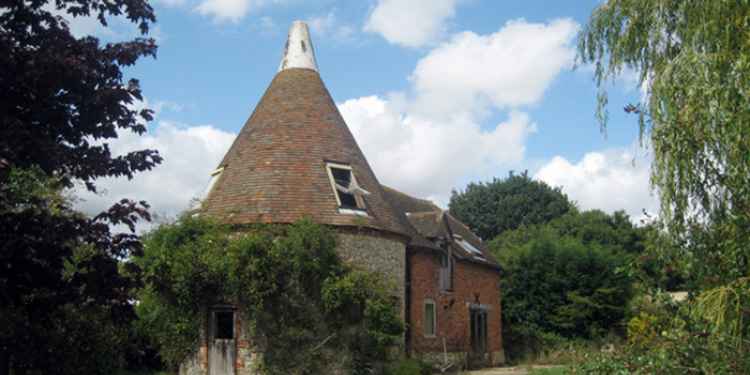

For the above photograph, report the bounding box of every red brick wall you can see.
[408,250,502,355]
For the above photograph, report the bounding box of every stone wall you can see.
[335,227,408,320]
[180,226,408,375]
[408,250,504,368]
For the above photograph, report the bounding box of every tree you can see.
[572,2,750,371]
[449,171,573,240]
[0,0,160,372]
[496,227,632,360]
[578,0,750,288]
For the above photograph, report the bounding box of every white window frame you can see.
[439,251,454,292]
[325,162,368,215]
[193,166,225,210]
[423,299,437,337]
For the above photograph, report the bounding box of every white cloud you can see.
[307,11,354,42]
[75,121,236,228]
[45,4,162,41]
[410,18,579,120]
[45,5,115,38]
[364,0,459,48]
[194,0,283,23]
[337,19,577,204]
[339,96,536,205]
[534,146,657,220]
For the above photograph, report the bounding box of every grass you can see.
[114,370,173,375]
[528,366,569,375]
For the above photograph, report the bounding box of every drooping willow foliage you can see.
[578,0,750,287]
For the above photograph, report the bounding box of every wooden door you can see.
[469,307,488,367]
[209,309,236,375]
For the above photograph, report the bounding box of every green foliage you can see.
[579,0,750,288]
[1,0,160,370]
[136,217,403,374]
[383,359,432,375]
[449,171,573,240]
[493,218,634,362]
[571,291,750,374]
[0,167,153,374]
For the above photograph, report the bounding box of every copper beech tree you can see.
[0,0,161,373]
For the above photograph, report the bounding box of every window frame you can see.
[423,299,437,338]
[439,250,454,292]
[325,162,368,214]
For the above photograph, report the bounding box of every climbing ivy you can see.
[134,217,403,374]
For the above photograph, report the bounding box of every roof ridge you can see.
[381,185,441,212]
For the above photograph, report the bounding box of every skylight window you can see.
[454,234,486,260]
[325,162,370,213]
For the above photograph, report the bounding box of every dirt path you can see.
[462,365,563,375]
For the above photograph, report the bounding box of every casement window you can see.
[454,234,486,260]
[439,251,454,291]
[424,299,437,337]
[325,162,369,214]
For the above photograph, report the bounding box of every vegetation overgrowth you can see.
[569,0,750,373]
[135,217,403,374]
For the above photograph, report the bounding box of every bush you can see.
[571,287,750,374]
[497,228,632,362]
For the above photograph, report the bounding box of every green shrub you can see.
[135,217,403,374]
[497,228,632,362]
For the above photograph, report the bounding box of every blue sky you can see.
[71,0,657,224]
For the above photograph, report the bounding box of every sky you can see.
[70,0,658,227]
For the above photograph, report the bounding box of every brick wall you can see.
[408,250,504,366]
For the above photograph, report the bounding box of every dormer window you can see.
[325,162,369,214]
[192,166,225,210]
[203,166,225,199]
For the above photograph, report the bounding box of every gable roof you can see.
[198,23,412,237]
[380,186,500,269]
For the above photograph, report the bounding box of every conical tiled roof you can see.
[200,22,412,237]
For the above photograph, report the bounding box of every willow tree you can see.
[578,1,750,288]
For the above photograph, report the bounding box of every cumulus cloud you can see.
[364,0,459,48]
[534,146,657,220]
[340,96,536,204]
[410,18,579,120]
[338,18,577,204]
[74,121,236,228]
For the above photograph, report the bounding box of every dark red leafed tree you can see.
[0,0,161,373]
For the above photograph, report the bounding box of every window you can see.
[202,166,225,199]
[424,300,437,337]
[439,252,454,291]
[454,234,486,260]
[325,163,369,213]
[191,166,225,210]
[214,310,234,340]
